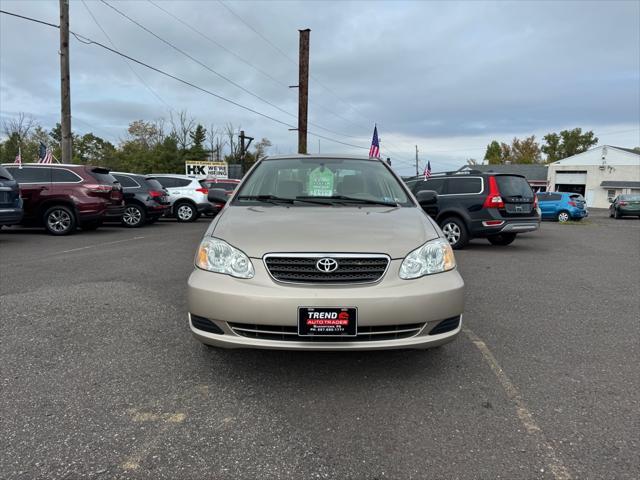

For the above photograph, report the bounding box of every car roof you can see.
[2,162,85,168]
[263,154,381,161]
[151,173,198,179]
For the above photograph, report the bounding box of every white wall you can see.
[548,147,640,208]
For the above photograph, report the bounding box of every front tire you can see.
[122,204,146,228]
[43,205,76,236]
[440,217,469,249]
[557,211,570,222]
[487,233,517,246]
[175,202,198,222]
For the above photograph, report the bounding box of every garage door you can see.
[555,172,587,184]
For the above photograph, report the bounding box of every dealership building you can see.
[547,145,640,208]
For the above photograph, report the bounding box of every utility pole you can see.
[298,29,310,154]
[238,130,253,173]
[59,0,72,163]
[415,145,419,176]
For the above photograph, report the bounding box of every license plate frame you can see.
[297,307,357,337]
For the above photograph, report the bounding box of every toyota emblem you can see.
[316,258,339,273]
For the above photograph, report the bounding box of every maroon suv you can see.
[3,163,124,235]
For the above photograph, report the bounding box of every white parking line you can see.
[57,236,146,254]
[463,328,572,480]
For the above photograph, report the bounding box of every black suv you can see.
[406,171,540,249]
[111,173,170,227]
[0,165,23,227]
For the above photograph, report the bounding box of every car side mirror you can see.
[207,188,228,204]
[415,190,438,206]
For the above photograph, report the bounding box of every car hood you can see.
[210,206,439,259]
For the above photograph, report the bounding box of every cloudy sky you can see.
[1,0,639,174]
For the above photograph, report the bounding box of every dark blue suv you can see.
[0,165,24,226]
[537,192,588,222]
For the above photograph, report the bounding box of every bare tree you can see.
[170,110,195,150]
[224,123,242,161]
[207,124,227,161]
[2,112,35,142]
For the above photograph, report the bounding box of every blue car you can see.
[537,192,588,222]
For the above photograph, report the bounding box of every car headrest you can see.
[338,175,364,195]
[276,180,302,198]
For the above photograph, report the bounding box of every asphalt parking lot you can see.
[1,211,638,480]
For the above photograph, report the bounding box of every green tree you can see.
[510,135,541,164]
[185,124,207,161]
[484,140,502,164]
[542,128,598,162]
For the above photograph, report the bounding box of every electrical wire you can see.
[1,9,373,151]
[81,0,172,111]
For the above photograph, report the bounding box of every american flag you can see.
[38,142,53,164]
[369,125,380,158]
[14,146,22,167]
[423,160,432,180]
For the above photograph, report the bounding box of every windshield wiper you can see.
[236,195,328,205]
[237,195,295,205]
[297,195,398,207]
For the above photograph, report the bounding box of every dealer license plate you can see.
[297,307,357,336]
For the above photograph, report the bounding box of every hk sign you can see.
[185,161,228,179]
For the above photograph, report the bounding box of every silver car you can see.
[187,155,464,350]
[153,174,212,222]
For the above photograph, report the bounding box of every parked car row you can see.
[0,163,240,235]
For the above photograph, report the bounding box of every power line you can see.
[101,0,363,142]
[0,8,371,152]
[81,0,172,111]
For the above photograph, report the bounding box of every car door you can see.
[5,166,53,222]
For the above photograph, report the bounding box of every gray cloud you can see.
[1,0,638,174]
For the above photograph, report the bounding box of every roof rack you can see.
[402,169,483,181]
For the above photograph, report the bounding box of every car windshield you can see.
[621,194,640,201]
[233,157,413,207]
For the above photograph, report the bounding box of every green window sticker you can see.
[307,166,334,196]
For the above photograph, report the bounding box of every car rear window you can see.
[113,174,140,188]
[0,166,13,180]
[495,175,533,198]
[537,193,562,201]
[200,180,239,191]
[88,168,119,186]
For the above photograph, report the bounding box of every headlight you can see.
[399,238,456,279]
[195,237,254,279]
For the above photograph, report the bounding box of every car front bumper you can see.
[187,260,465,350]
[0,207,24,226]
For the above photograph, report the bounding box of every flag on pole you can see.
[14,147,22,167]
[38,142,53,164]
[369,125,380,158]
[423,160,431,180]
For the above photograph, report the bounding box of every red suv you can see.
[3,163,124,235]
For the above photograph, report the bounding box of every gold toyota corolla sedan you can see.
[187,155,464,350]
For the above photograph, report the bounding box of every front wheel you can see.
[122,204,146,228]
[487,233,517,246]
[43,205,76,235]
[557,211,570,222]
[175,202,198,222]
[440,217,469,249]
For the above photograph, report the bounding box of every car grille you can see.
[228,322,425,342]
[0,191,11,205]
[264,255,390,284]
